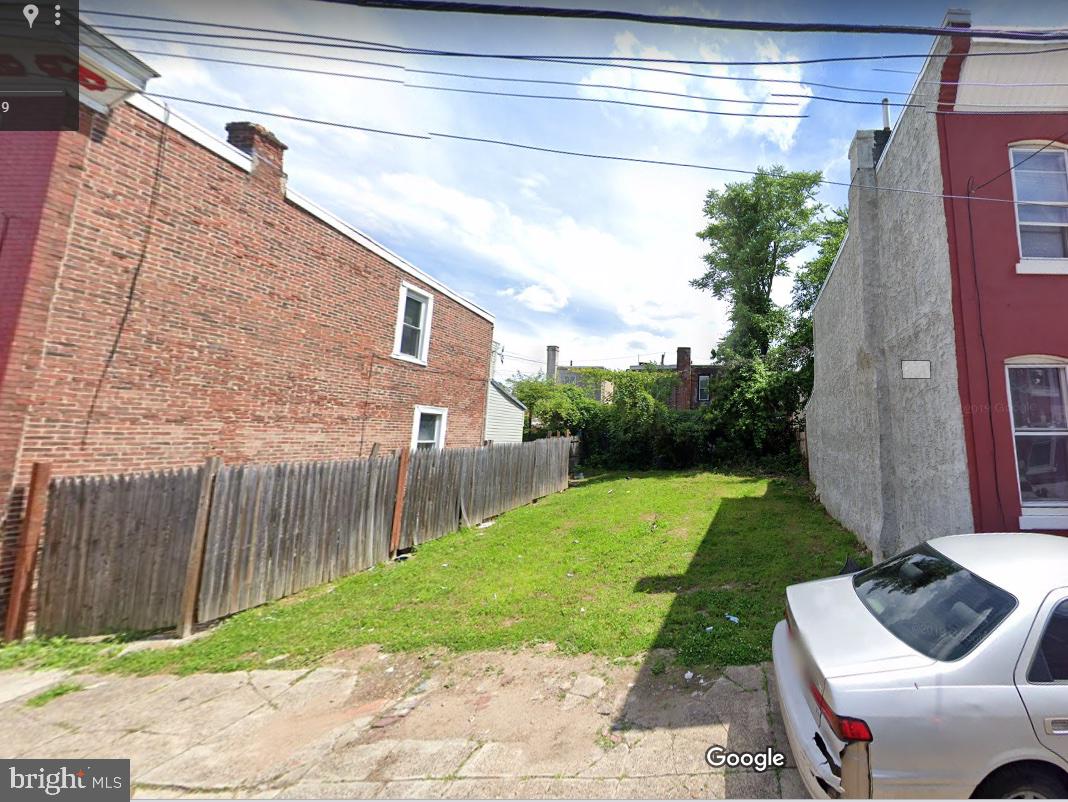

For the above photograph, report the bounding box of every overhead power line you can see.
[110,50,807,118]
[98,25,1068,101]
[124,48,802,107]
[142,91,1065,208]
[82,9,1068,66]
[127,49,803,117]
[146,93,431,139]
[87,27,916,97]
[401,83,806,117]
[318,1,1068,42]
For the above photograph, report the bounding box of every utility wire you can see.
[397,83,806,117]
[82,9,1068,67]
[124,47,798,107]
[318,1,1068,42]
[86,28,917,96]
[141,91,1066,207]
[775,92,1068,110]
[84,14,1068,101]
[131,49,405,84]
[972,128,1068,193]
[145,93,431,139]
[123,50,808,118]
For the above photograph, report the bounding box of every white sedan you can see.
[773,532,1068,799]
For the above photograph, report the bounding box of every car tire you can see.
[975,766,1068,799]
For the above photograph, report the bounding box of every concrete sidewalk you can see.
[0,647,807,799]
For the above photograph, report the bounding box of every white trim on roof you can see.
[128,93,252,170]
[123,94,494,323]
[286,191,493,322]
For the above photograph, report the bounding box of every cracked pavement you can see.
[0,646,807,798]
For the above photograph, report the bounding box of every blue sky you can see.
[85,0,1068,378]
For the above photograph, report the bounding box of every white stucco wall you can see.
[807,36,974,560]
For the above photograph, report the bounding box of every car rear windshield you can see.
[853,544,1017,662]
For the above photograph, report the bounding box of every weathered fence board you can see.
[196,455,399,622]
[36,467,204,637]
[33,437,571,637]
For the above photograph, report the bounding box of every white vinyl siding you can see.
[484,383,524,444]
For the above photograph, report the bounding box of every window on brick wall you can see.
[393,282,433,364]
[698,374,710,402]
[1011,146,1068,260]
[412,406,447,450]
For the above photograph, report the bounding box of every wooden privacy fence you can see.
[400,438,570,550]
[26,436,572,638]
[36,467,206,637]
[197,456,399,623]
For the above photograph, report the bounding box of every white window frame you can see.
[392,281,434,366]
[411,405,447,451]
[1009,143,1068,275]
[697,374,710,402]
[1005,358,1068,530]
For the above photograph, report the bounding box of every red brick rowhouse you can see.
[0,26,496,618]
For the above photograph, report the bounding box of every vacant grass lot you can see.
[0,471,863,674]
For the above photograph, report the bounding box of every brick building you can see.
[0,28,495,616]
[628,347,718,410]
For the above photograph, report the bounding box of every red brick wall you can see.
[0,109,96,620]
[0,100,493,618]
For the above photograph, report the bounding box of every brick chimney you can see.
[225,121,287,192]
[675,347,692,410]
[546,345,559,382]
[676,347,691,373]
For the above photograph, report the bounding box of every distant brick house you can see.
[629,347,718,411]
[0,26,495,616]
[806,12,1068,559]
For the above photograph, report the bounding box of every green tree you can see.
[693,166,824,356]
[783,207,848,400]
[792,207,847,316]
[510,376,599,437]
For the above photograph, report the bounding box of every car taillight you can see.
[808,681,873,743]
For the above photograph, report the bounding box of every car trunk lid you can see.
[786,575,935,684]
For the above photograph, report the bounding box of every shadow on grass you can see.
[614,480,858,796]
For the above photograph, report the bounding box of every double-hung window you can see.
[698,374,710,402]
[1007,364,1068,526]
[412,406,447,450]
[1011,146,1068,268]
[393,282,433,364]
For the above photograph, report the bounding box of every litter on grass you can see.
[725,614,740,624]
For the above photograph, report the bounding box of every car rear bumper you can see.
[772,620,851,799]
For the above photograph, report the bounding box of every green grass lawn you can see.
[0,471,864,675]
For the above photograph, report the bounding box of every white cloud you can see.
[108,0,856,385]
[512,284,570,313]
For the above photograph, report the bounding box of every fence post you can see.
[389,447,411,558]
[178,457,222,638]
[3,462,52,642]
